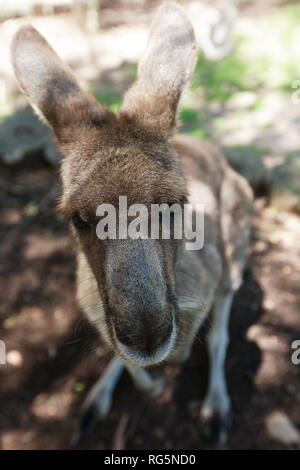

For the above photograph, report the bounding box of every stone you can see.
[223,145,268,194]
[269,152,300,213]
[266,411,300,445]
[0,107,61,166]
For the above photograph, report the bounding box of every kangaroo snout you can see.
[106,239,177,366]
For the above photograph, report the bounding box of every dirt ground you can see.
[0,153,299,450]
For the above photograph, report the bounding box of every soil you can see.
[0,154,299,450]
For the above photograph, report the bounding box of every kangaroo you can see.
[11,2,253,447]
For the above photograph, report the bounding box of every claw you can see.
[69,403,99,448]
[200,405,232,447]
[211,408,232,447]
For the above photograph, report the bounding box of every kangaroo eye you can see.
[72,212,90,230]
[181,196,188,205]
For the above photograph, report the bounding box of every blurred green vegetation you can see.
[179,3,300,142]
[192,48,249,103]
[95,89,122,113]
[94,63,137,112]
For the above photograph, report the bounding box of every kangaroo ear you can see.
[120,2,197,137]
[11,26,108,139]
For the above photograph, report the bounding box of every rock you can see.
[223,145,268,194]
[0,107,61,166]
[266,411,300,446]
[224,147,300,212]
[269,152,300,213]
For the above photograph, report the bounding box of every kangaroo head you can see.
[11,2,197,366]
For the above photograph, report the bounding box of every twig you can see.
[112,413,129,450]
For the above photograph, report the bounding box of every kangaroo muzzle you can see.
[105,239,176,365]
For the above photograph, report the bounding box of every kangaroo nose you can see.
[114,325,133,347]
[114,319,173,355]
